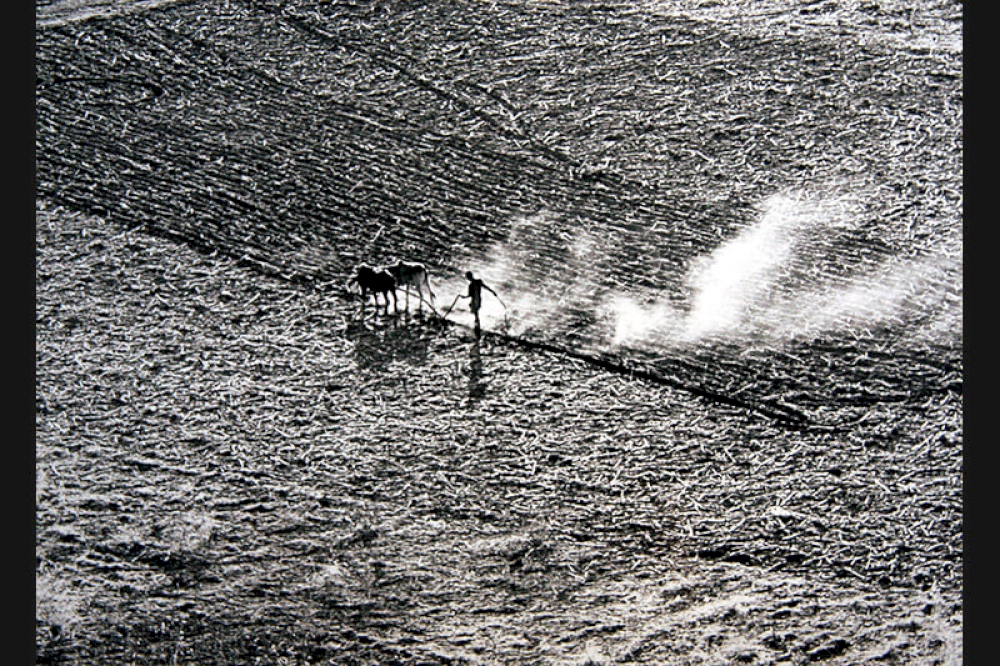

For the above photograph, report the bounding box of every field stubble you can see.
[36,0,961,664]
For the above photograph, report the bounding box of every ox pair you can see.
[347,260,436,317]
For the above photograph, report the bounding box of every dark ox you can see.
[347,264,396,317]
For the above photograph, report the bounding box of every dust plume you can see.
[603,191,961,350]
[439,191,961,352]
[436,211,610,336]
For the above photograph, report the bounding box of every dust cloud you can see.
[438,191,961,352]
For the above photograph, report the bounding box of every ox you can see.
[383,260,436,313]
[347,263,397,317]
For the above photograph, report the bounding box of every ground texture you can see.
[36,1,962,664]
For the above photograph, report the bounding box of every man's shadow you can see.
[467,333,486,403]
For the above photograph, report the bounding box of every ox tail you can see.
[423,272,436,303]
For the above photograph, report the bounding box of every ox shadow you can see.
[345,317,438,372]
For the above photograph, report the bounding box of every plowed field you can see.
[36,1,962,664]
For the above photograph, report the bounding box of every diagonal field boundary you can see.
[345,285,815,428]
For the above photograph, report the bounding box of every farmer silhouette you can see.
[462,270,499,335]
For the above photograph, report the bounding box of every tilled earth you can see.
[36,202,961,665]
[36,1,962,664]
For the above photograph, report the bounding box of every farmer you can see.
[462,270,500,334]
